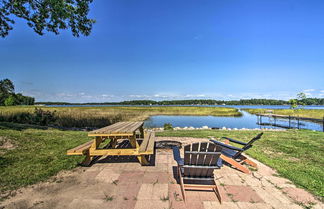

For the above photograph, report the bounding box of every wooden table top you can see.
[88,121,144,136]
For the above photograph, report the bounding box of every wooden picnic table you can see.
[67,121,155,166]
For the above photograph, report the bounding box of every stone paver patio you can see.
[2,137,322,209]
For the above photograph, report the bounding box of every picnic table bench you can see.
[67,121,155,166]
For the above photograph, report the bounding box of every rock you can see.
[227,128,231,130]
[202,126,209,129]
[233,128,238,130]
[222,127,226,130]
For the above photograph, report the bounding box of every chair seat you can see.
[179,167,215,179]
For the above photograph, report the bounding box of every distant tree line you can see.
[36,98,324,106]
[0,79,35,106]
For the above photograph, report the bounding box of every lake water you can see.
[143,110,324,131]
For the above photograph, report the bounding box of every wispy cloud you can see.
[20,89,323,103]
[303,89,316,92]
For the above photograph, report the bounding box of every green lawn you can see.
[0,122,89,197]
[157,129,324,198]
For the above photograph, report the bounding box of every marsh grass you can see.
[157,129,324,198]
[0,106,241,128]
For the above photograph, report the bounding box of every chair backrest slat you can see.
[183,142,221,178]
[190,143,199,164]
[197,142,207,165]
[184,145,191,176]
[189,143,200,177]
[206,143,221,177]
[195,142,207,177]
[201,143,215,177]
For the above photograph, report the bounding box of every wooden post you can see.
[289,116,291,129]
[322,117,324,132]
[297,118,300,129]
[274,116,276,126]
[257,115,260,124]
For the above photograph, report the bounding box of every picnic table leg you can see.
[139,126,145,138]
[138,155,149,165]
[110,137,118,148]
[81,152,93,166]
[130,135,149,165]
[90,136,103,150]
[84,136,103,166]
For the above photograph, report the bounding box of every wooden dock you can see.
[256,114,324,132]
[256,114,324,123]
[257,122,301,130]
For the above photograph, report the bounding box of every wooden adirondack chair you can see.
[172,142,222,203]
[209,133,263,174]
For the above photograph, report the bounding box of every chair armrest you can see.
[221,137,247,146]
[209,139,244,152]
[172,146,184,166]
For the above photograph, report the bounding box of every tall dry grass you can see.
[0,106,241,128]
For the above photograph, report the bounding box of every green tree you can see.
[289,99,298,109]
[0,78,35,106]
[0,78,15,105]
[0,0,95,38]
[296,92,307,107]
[290,92,308,110]
[4,94,16,106]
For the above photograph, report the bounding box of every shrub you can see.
[164,123,173,130]
[4,95,16,106]
[32,108,56,126]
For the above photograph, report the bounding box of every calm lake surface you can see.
[143,110,324,131]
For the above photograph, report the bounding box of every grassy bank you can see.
[0,106,241,128]
[157,130,324,198]
[244,108,324,120]
[0,122,89,198]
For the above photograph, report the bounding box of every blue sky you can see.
[1,0,324,102]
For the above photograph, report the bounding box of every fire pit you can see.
[155,140,182,149]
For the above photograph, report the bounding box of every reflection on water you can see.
[144,110,323,131]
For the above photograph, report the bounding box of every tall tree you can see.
[0,78,14,104]
[0,78,14,94]
[0,0,95,37]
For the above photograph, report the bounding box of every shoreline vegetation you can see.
[1,106,324,129]
[0,106,241,128]
[34,98,324,106]
[244,108,324,120]
[0,122,323,201]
